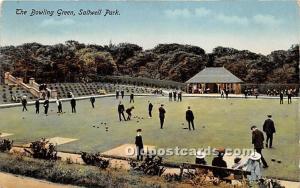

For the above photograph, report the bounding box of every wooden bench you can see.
[178,162,250,180]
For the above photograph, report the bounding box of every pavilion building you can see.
[185,67,243,94]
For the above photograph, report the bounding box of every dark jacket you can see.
[263,119,275,134]
[280,93,284,99]
[252,129,264,149]
[118,104,125,113]
[135,135,143,148]
[148,103,153,111]
[130,94,134,99]
[35,100,40,108]
[126,108,133,114]
[22,99,27,105]
[159,107,166,118]
[44,100,49,108]
[70,99,76,107]
[90,97,95,103]
[212,157,228,178]
[186,110,194,121]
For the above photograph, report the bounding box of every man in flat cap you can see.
[263,115,276,148]
[135,129,144,161]
[118,101,126,121]
[251,126,268,168]
[159,104,166,129]
[186,106,195,130]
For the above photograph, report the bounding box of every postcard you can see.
[0,1,299,188]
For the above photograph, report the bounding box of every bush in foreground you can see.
[0,139,13,152]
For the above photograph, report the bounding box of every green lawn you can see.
[0,96,298,181]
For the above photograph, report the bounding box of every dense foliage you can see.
[24,138,58,160]
[81,152,110,169]
[0,41,298,83]
[0,139,13,152]
[130,155,165,176]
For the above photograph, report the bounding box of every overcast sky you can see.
[0,1,299,54]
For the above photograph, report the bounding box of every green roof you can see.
[185,67,243,84]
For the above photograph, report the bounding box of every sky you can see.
[0,0,299,55]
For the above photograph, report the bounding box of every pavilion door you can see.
[206,83,218,93]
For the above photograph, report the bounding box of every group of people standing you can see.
[168,90,182,102]
[220,88,230,98]
[116,90,125,99]
[279,89,293,104]
[21,96,77,116]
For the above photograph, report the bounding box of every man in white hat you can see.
[21,95,28,112]
[195,151,207,165]
[242,152,262,183]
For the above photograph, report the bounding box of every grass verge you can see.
[0,152,188,188]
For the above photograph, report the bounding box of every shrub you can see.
[81,152,110,169]
[130,155,165,176]
[0,138,13,152]
[24,138,58,160]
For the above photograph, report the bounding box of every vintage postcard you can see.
[0,1,299,188]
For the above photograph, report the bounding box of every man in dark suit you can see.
[225,88,229,99]
[159,104,166,129]
[121,90,125,99]
[126,106,134,120]
[178,91,182,102]
[186,106,195,130]
[263,115,276,148]
[173,91,177,101]
[35,99,40,114]
[90,95,95,108]
[169,92,172,101]
[130,93,134,103]
[56,98,63,113]
[279,91,284,104]
[21,96,28,112]
[44,99,49,115]
[70,98,76,113]
[118,101,126,121]
[135,129,144,161]
[287,89,292,104]
[116,90,120,99]
[251,126,268,168]
[148,101,153,118]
